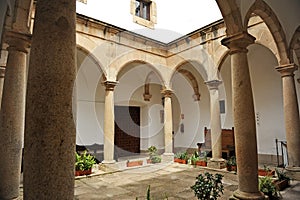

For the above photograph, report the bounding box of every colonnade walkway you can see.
[18,162,299,199]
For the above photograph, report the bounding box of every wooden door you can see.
[114,106,140,158]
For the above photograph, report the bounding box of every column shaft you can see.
[206,80,222,160]
[0,32,29,199]
[0,67,5,110]
[276,64,300,167]
[222,32,264,200]
[102,81,117,164]
[24,0,76,199]
[161,89,174,162]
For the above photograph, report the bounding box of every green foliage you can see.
[174,151,188,160]
[148,146,161,163]
[259,176,280,200]
[275,168,290,181]
[191,172,224,200]
[136,185,168,200]
[226,156,236,166]
[75,151,96,171]
[190,152,200,164]
[147,185,151,200]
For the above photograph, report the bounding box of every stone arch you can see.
[290,26,300,65]
[170,60,207,101]
[215,0,244,36]
[76,33,108,78]
[244,0,290,65]
[110,50,166,85]
[76,45,107,81]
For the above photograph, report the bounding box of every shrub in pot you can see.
[75,150,96,176]
[147,145,161,164]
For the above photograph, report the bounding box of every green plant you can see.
[191,172,224,200]
[259,176,280,200]
[275,168,290,181]
[148,146,161,163]
[136,185,168,200]
[75,151,96,171]
[175,151,188,160]
[226,156,236,167]
[190,151,200,164]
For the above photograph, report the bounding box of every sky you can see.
[76,0,222,43]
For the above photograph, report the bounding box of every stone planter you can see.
[273,179,289,191]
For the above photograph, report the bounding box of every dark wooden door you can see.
[114,106,140,158]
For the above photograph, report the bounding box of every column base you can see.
[100,160,118,172]
[286,166,300,181]
[229,190,265,200]
[207,158,226,169]
[162,153,174,163]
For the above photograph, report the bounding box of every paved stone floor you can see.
[19,162,300,199]
[74,163,300,200]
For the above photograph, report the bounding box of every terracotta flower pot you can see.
[127,160,143,167]
[258,169,275,176]
[174,158,187,164]
[75,168,92,176]
[196,160,207,167]
[273,179,289,191]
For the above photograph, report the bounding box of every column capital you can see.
[221,32,255,54]
[102,80,118,91]
[4,30,31,53]
[205,80,222,90]
[276,63,298,77]
[0,67,5,78]
[161,89,173,98]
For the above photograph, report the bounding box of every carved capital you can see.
[276,64,298,77]
[221,32,255,54]
[102,81,118,91]
[161,89,173,98]
[143,93,152,101]
[205,80,222,90]
[4,31,31,53]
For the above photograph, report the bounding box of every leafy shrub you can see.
[191,172,224,200]
[259,176,280,200]
[148,146,161,163]
[75,151,96,171]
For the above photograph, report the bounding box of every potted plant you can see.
[75,150,96,176]
[196,151,208,167]
[259,176,280,200]
[190,151,200,165]
[191,172,224,200]
[127,160,143,167]
[258,165,275,177]
[273,168,290,191]
[147,145,161,164]
[226,156,237,172]
[174,151,188,164]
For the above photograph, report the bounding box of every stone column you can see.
[0,31,30,199]
[222,32,264,200]
[161,89,174,162]
[0,67,5,109]
[276,64,300,172]
[205,80,225,169]
[24,0,76,199]
[102,81,118,164]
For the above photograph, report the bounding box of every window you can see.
[130,0,157,29]
[135,0,151,20]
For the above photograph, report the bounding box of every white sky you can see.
[76,0,222,43]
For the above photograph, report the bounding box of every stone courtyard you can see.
[71,163,299,200]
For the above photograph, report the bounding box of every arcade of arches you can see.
[0,0,299,199]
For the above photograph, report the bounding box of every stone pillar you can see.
[0,67,5,109]
[161,89,174,162]
[102,81,118,164]
[276,64,300,175]
[222,32,264,200]
[0,31,30,199]
[24,0,76,199]
[205,80,225,169]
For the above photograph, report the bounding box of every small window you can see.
[135,0,151,20]
[130,0,157,29]
[219,100,225,114]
